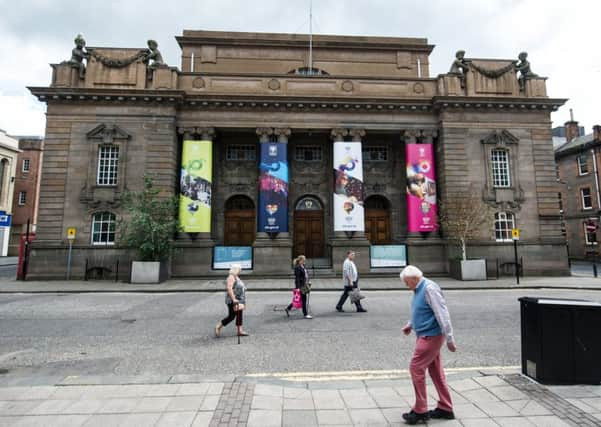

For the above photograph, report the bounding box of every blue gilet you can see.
[411,279,442,337]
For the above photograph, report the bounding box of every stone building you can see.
[555,121,601,259]
[0,129,20,256]
[8,137,44,255]
[27,30,568,279]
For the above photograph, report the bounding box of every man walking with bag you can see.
[400,265,456,425]
[336,250,367,313]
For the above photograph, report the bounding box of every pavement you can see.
[1,275,601,294]
[1,368,600,426]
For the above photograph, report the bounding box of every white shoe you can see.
[304,315,313,319]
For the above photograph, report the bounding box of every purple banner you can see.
[406,144,438,232]
[258,143,288,232]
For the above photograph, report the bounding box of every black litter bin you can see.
[519,297,601,385]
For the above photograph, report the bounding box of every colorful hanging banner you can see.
[406,144,438,233]
[333,142,364,231]
[258,142,288,232]
[179,140,212,232]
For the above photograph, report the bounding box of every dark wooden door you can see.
[365,208,390,244]
[294,211,324,258]
[224,210,255,246]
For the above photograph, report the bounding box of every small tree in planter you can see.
[120,176,181,283]
[438,190,492,280]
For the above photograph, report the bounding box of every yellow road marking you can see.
[247,365,521,382]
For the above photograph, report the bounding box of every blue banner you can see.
[258,142,288,232]
[213,246,253,269]
[370,245,407,268]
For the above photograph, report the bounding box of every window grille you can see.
[491,149,511,187]
[97,146,119,186]
[226,145,256,161]
[91,212,116,245]
[494,212,515,242]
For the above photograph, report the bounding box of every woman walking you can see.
[215,264,248,337]
[285,255,312,319]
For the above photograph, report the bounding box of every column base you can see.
[253,233,293,274]
[330,234,371,273]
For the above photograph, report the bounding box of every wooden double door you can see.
[365,208,391,244]
[224,210,255,246]
[293,210,324,258]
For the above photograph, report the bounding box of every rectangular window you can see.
[584,222,597,245]
[91,212,116,245]
[581,188,593,209]
[294,145,323,162]
[96,146,119,186]
[362,146,388,161]
[491,149,511,188]
[495,212,515,242]
[577,155,589,175]
[226,145,256,161]
[18,191,26,205]
[22,159,30,172]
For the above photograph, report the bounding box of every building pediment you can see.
[481,130,519,146]
[86,124,131,143]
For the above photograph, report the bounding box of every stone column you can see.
[330,128,371,273]
[252,127,293,274]
[172,127,215,277]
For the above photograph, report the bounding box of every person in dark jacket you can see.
[285,255,312,319]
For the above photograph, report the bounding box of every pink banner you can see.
[406,144,438,233]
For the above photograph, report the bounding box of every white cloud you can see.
[0,92,46,136]
[0,0,599,135]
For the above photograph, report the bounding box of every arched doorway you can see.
[294,196,324,258]
[365,195,391,244]
[224,195,255,246]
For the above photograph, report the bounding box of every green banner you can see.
[179,140,212,232]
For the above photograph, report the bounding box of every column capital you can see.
[330,128,348,142]
[273,128,291,143]
[177,127,195,137]
[419,129,438,144]
[256,127,274,143]
[196,127,216,140]
[401,129,419,144]
[349,128,366,142]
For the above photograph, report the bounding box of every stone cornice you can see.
[28,87,567,115]
[432,96,567,112]
[27,87,185,104]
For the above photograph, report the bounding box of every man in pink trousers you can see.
[400,265,457,425]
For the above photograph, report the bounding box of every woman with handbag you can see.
[215,264,249,337]
[285,255,312,319]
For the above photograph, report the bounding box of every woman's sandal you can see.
[214,323,222,337]
[237,331,249,337]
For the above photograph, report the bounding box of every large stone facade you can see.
[28,30,569,279]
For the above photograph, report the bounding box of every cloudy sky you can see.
[0,0,599,137]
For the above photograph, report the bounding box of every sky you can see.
[0,0,599,137]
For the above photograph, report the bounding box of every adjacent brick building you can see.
[555,122,601,259]
[27,30,568,279]
[8,137,44,255]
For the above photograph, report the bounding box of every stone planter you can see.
[130,261,169,284]
[449,259,487,281]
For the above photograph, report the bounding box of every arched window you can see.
[91,212,116,245]
[494,212,515,242]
